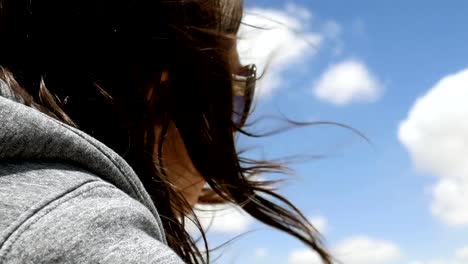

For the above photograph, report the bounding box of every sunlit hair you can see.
[0,0,333,263]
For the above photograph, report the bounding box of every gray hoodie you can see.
[0,82,184,263]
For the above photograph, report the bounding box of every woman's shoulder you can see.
[0,162,181,263]
[0,162,117,237]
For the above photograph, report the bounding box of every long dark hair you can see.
[0,0,333,263]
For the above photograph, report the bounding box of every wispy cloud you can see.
[409,260,455,264]
[322,20,344,56]
[287,215,328,264]
[186,204,254,234]
[409,245,468,264]
[288,248,322,264]
[399,68,468,226]
[288,218,400,264]
[308,215,329,234]
[455,246,468,261]
[333,236,401,264]
[288,235,401,264]
[238,4,322,98]
[254,248,269,258]
[313,59,383,105]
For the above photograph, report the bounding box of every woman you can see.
[0,0,332,263]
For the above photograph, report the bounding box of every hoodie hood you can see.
[0,80,166,243]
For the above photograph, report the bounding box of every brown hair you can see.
[0,0,333,263]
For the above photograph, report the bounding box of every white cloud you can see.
[289,235,400,264]
[313,59,383,105]
[288,249,322,264]
[431,178,468,225]
[238,5,322,97]
[398,68,468,226]
[255,248,269,258]
[409,260,456,264]
[288,218,399,264]
[408,245,468,264]
[334,236,401,264]
[455,246,468,261]
[308,215,329,234]
[288,215,328,264]
[424,246,468,264]
[185,204,254,234]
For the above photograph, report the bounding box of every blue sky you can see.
[191,1,468,263]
